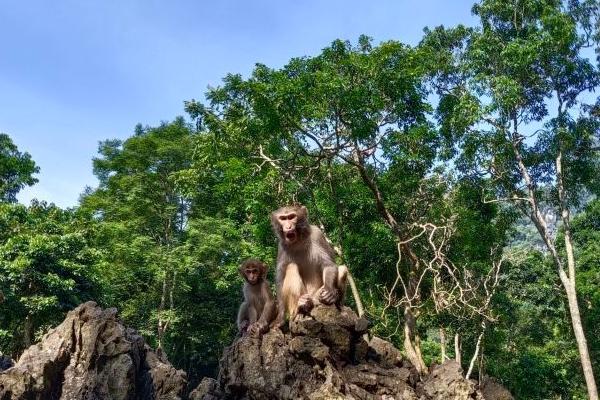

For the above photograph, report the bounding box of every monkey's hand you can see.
[249,321,268,336]
[319,286,338,305]
[297,294,314,314]
[239,320,250,335]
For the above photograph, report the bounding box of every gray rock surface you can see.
[480,376,514,400]
[0,302,512,400]
[416,361,481,400]
[0,301,186,400]
[195,305,485,400]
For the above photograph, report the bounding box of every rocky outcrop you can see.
[193,305,483,400]
[480,377,514,400]
[1,302,510,400]
[417,361,479,399]
[0,302,186,400]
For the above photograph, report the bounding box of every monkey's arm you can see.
[252,282,276,334]
[272,257,288,328]
[322,265,339,289]
[317,230,340,304]
[320,265,340,304]
[237,301,250,332]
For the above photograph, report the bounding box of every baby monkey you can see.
[237,259,276,336]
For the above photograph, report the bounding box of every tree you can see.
[424,0,600,396]
[0,201,99,357]
[571,199,600,373]
[80,119,259,377]
[0,133,39,203]
[188,36,510,374]
[484,248,586,399]
[82,118,195,350]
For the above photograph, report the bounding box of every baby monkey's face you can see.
[245,267,260,284]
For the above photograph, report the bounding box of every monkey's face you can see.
[244,266,261,284]
[278,212,300,244]
[272,205,309,246]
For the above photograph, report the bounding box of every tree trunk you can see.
[555,148,598,400]
[509,129,598,400]
[404,308,427,374]
[23,314,33,349]
[157,272,168,350]
[440,327,447,363]
[478,346,484,387]
[561,272,598,400]
[347,272,365,317]
[466,323,485,380]
[352,147,429,374]
[454,333,461,366]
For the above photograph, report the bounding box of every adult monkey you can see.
[271,205,347,327]
[237,259,276,335]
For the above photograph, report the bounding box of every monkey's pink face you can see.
[278,213,299,244]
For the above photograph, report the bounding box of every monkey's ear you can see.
[300,205,308,215]
[270,211,279,225]
[260,262,268,275]
[238,264,246,277]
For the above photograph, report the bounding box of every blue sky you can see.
[0,0,475,208]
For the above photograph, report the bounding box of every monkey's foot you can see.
[318,287,338,305]
[297,294,314,314]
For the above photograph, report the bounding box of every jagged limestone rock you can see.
[417,361,481,400]
[480,376,514,400]
[0,302,186,400]
[0,302,511,400]
[195,305,486,400]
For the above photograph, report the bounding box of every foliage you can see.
[0,201,99,357]
[190,36,511,353]
[0,1,599,397]
[572,200,600,374]
[422,0,600,396]
[0,133,39,203]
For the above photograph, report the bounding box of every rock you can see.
[193,305,489,400]
[480,376,514,400]
[0,302,509,400]
[0,301,186,400]
[418,361,480,400]
[354,316,370,334]
[368,336,403,368]
[288,336,330,363]
[342,363,416,398]
[189,378,221,400]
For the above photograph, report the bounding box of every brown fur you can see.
[237,259,276,335]
[271,205,348,327]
